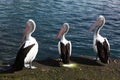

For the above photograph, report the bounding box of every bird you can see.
[89,15,110,64]
[12,19,38,71]
[56,23,72,64]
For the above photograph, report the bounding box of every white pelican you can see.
[12,19,38,71]
[89,15,110,64]
[56,23,72,64]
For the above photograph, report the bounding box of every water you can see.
[0,0,120,62]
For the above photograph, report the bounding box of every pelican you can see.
[89,15,110,64]
[56,23,72,64]
[12,19,38,71]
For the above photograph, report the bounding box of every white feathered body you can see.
[24,36,38,66]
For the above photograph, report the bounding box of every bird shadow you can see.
[36,56,103,67]
[71,56,103,66]
[36,58,60,67]
[0,56,103,73]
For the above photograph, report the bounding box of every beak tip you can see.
[55,36,59,39]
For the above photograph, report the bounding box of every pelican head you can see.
[25,19,36,34]
[22,19,36,42]
[56,23,69,39]
[89,15,105,32]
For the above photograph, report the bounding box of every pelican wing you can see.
[104,38,110,50]
[66,42,71,57]
[59,42,71,64]
[58,41,71,56]
[12,43,35,71]
[96,39,110,63]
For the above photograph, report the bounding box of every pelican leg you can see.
[96,55,99,61]
[107,58,110,64]
[30,62,37,69]
[58,58,62,62]
[30,62,32,68]
[93,55,99,61]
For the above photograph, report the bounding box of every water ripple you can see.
[0,0,120,61]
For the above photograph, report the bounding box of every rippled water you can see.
[0,0,120,62]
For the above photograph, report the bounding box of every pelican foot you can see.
[107,60,110,64]
[24,64,30,68]
[58,58,62,62]
[25,66,30,69]
[30,66,37,69]
[93,57,99,61]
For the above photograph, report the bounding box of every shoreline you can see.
[0,56,120,80]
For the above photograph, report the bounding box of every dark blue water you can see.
[0,0,120,62]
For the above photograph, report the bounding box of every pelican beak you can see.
[88,18,102,32]
[22,25,30,42]
[56,26,65,39]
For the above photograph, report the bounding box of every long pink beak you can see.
[21,25,30,42]
[88,18,102,32]
[56,27,65,39]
